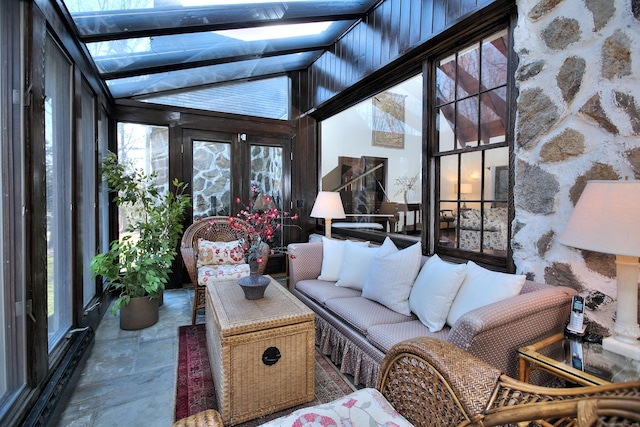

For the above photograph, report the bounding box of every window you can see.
[433,28,511,265]
[138,76,291,120]
[320,74,423,241]
[78,81,97,307]
[45,34,74,350]
[116,123,169,241]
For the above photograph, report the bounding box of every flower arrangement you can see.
[206,184,299,264]
[394,174,419,197]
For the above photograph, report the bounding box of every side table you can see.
[205,275,315,425]
[518,332,640,386]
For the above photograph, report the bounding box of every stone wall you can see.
[512,0,640,334]
[191,143,284,220]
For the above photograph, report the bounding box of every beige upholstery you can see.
[180,216,268,324]
[287,241,577,387]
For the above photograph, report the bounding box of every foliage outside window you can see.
[434,28,511,263]
[320,74,423,241]
[117,122,169,241]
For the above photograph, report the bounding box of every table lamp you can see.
[310,191,346,238]
[460,183,472,208]
[558,180,640,360]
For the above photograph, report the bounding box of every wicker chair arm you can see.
[180,245,198,287]
[378,337,640,427]
[377,337,502,427]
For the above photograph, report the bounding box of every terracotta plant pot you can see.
[119,296,160,330]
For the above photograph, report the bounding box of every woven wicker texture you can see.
[377,337,640,427]
[172,409,223,427]
[205,277,315,425]
[180,216,269,324]
[206,277,314,336]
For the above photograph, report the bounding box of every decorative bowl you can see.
[237,275,270,300]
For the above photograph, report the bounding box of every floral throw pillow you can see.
[196,239,245,268]
[259,388,414,427]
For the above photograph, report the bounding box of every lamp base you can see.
[602,335,640,360]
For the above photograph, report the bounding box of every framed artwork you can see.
[372,92,406,149]
[492,165,509,204]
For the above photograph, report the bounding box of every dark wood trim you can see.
[26,1,49,387]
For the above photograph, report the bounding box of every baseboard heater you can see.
[22,327,95,427]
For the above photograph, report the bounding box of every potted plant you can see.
[91,152,191,330]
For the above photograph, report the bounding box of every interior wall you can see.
[512,0,640,335]
[320,76,422,202]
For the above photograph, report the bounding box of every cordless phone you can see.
[567,295,585,333]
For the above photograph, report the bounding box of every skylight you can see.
[60,0,379,99]
[217,21,332,42]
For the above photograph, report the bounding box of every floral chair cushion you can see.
[196,239,245,268]
[259,388,414,427]
[198,264,250,285]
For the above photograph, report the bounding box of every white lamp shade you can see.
[558,180,640,257]
[310,191,346,219]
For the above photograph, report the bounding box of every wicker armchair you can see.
[180,216,269,324]
[378,337,640,427]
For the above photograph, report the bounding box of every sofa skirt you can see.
[315,316,380,388]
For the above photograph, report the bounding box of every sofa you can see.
[457,207,508,250]
[287,238,576,388]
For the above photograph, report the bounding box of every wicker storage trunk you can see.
[205,277,315,425]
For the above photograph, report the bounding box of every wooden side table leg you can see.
[518,356,531,383]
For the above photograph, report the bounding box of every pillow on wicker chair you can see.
[259,388,413,427]
[196,239,245,268]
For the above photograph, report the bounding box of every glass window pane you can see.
[321,74,422,238]
[45,35,73,350]
[457,43,480,98]
[117,123,169,239]
[139,76,290,120]
[436,54,456,105]
[481,29,508,90]
[480,87,506,145]
[192,140,231,220]
[436,106,456,152]
[456,95,479,148]
[484,146,509,203]
[79,83,97,307]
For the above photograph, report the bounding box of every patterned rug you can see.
[175,323,357,424]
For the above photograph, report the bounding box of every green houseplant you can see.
[91,152,191,329]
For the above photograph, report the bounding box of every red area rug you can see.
[175,323,356,424]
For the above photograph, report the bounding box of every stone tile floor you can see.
[56,287,203,427]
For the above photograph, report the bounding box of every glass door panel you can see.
[192,139,232,220]
[250,144,285,248]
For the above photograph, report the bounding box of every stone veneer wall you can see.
[512,0,640,335]
[191,144,284,220]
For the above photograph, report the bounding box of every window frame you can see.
[427,20,516,271]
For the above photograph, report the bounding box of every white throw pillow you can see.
[335,240,381,289]
[361,238,422,315]
[318,237,369,281]
[409,255,467,332]
[446,260,526,327]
